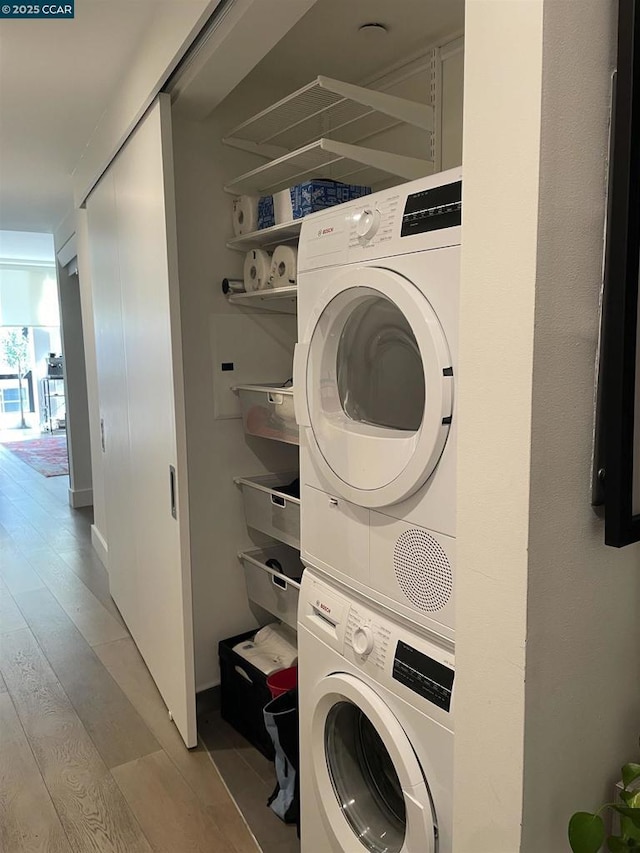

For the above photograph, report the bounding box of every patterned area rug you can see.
[1,436,69,477]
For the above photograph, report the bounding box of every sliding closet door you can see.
[86,95,196,748]
[112,95,196,748]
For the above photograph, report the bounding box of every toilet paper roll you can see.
[232,195,259,236]
[267,245,298,290]
[243,249,272,292]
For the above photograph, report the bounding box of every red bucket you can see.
[266,665,298,698]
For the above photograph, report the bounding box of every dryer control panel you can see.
[401,180,462,238]
[347,193,401,249]
[297,168,462,273]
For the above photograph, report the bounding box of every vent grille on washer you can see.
[393,528,453,612]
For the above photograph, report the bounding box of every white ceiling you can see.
[0,0,464,235]
[0,0,163,234]
[241,0,464,92]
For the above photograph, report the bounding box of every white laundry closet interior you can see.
[84,0,465,845]
[171,0,464,694]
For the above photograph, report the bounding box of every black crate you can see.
[218,630,275,761]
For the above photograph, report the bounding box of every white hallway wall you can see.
[75,211,107,559]
[56,259,93,507]
[455,0,640,850]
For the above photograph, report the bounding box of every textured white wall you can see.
[454,0,544,848]
[457,1,640,850]
[522,0,640,847]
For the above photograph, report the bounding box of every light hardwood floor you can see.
[0,441,259,853]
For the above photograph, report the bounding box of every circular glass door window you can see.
[336,295,425,432]
[325,700,406,852]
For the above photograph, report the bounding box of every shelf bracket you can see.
[222,137,290,161]
[319,139,434,181]
[317,76,435,133]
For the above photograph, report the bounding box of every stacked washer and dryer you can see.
[293,168,462,852]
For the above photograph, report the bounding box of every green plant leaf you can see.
[607,836,629,852]
[569,812,606,853]
[621,790,640,807]
[612,807,640,830]
[623,765,640,789]
[621,814,640,842]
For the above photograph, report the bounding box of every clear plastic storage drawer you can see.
[235,473,300,549]
[238,544,303,630]
[235,384,299,445]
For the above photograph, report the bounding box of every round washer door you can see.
[311,672,436,853]
[303,266,453,507]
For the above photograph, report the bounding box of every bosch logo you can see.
[317,226,334,237]
[320,602,331,614]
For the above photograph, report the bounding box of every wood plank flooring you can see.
[0,442,258,853]
[0,692,72,853]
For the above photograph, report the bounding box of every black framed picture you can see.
[597,0,640,546]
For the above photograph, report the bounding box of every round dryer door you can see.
[302,266,453,508]
[311,673,436,853]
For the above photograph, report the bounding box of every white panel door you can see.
[86,172,137,628]
[111,95,196,747]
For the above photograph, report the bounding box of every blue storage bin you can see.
[273,180,371,223]
[290,179,371,219]
[258,195,275,230]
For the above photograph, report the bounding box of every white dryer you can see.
[294,169,461,639]
[298,570,455,853]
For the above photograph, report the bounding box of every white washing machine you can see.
[298,569,454,853]
[294,169,461,639]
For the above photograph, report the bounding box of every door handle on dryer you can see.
[293,342,311,427]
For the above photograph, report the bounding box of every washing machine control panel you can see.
[345,606,392,669]
[392,640,454,711]
[344,599,455,716]
[401,179,462,238]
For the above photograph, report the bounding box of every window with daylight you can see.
[0,381,27,413]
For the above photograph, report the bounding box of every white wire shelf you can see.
[227,285,297,314]
[224,138,433,197]
[223,76,434,154]
[227,219,302,252]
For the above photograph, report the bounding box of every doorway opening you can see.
[0,326,69,477]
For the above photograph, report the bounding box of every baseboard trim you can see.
[68,486,93,508]
[91,525,108,569]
